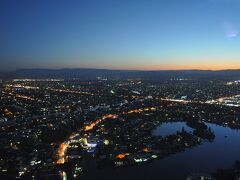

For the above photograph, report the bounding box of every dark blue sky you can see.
[1,0,240,71]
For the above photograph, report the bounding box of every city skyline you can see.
[1,0,240,71]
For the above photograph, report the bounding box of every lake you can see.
[81,122,240,180]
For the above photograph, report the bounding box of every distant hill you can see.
[1,68,240,80]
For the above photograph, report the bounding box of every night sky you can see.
[1,0,240,71]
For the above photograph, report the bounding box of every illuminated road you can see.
[56,142,69,164]
[55,106,157,164]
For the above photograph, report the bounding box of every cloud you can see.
[224,22,238,38]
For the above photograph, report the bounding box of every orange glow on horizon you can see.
[64,59,240,71]
[115,64,240,71]
[45,59,240,72]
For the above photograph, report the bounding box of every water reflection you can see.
[152,122,193,137]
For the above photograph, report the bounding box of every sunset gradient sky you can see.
[1,0,240,71]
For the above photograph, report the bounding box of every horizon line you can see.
[1,67,240,73]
